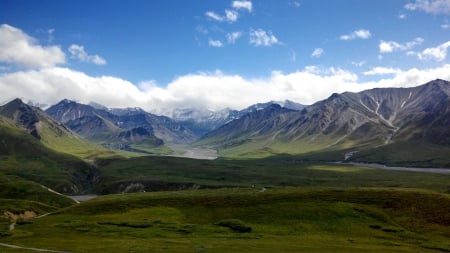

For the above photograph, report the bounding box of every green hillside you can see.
[1,188,449,252]
[0,120,95,194]
[0,99,115,160]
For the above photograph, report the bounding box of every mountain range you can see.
[165,100,304,136]
[42,98,304,154]
[0,79,449,167]
[198,79,450,166]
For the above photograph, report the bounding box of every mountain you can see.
[46,100,197,154]
[0,99,105,159]
[198,104,297,148]
[0,98,41,139]
[197,79,450,166]
[167,100,305,136]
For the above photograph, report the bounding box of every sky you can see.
[1,0,450,114]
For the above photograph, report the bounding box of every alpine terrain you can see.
[197,79,450,166]
[46,99,197,154]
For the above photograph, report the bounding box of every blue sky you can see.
[1,0,450,113]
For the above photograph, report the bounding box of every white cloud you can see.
[2,24,450,116]
[2,65,450,114]
[205,10,238,23]
[311,48,324,58]
[417,40,450,61]
[249,29,279,47]
[208,39,224,47]
[340,29,371,41]
[398,13,407,19]
[205,11,224,22]
[379,37,424,53]
[363,67,401,75]
[0,24,65,68]
[225,10,239,23]
[0,67,146,109]
[68,44,106,65]
[227,32,242,44]
[232,0,252,12]
[405,0,450,15]
[442,23,450,29]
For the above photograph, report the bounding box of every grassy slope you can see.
[1,188,449,252]
[0,121,95,194]
[0,173,76,209]
[213,137,450,168]
[351,140,450,167]
[36,119,119,160]
[0,173,77,239]
[95,156,450,194]
[286,140,450,168]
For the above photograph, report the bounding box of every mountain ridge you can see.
[0,98,107,159]
[166,100,305,136]
[1,79,448,166]
[197,79,450,165]
[46,99,196,154]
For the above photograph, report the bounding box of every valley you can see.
[0,79,449,252]
[2,0,450,250]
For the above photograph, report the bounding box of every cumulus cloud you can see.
[0,24,65,68]
[311,48,324,58]
[227,32,242,44]
[208,39,224,47]
[249,29,279,46]
[232,0,253,12]
[405,0,450,15]
[68,44,106,65]
[2,24,450,116]
[340,29,371,41]
[225,10,239,23]
[417,40,450,61]
[2,65,450,114]
[379,37,424,53]
[0,67,146,108]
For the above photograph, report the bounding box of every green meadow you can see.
[1,156,450,252]
[1,187,450,253]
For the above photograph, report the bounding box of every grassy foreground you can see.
[1,187,450,253]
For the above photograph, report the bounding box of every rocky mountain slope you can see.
[167,100,304,136]
[197,79,450,165]
[46,100,197,153]
[0,99,105,158]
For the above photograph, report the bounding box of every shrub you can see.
[215,219,252,233]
